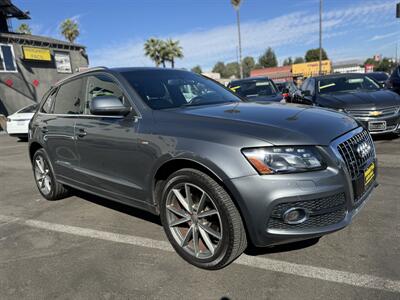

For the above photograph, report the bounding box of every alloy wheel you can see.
[34,155,52,195]
[165,183,223,259]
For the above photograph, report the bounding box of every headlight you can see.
[242,146,326,174]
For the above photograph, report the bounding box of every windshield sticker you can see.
[347,78,363,84]
[255,81,270,86]
[230,86,240,91]
[319,83,336,90]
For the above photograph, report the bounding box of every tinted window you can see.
[85,74,126,114]
[121,69,240,109]
[53,78,86,114]
[229,79,277,98]
[367,73,388,82]
[41,89,57,113]
[301,78,309,91]
[19,104,38,113]
[318,75,380,94]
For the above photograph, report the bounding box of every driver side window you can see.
[85,74,127,115]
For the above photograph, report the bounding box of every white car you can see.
[6,104,38,140]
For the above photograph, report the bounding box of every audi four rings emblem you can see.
[357,142,371,158]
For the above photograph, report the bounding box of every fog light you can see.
[282,207,309,225]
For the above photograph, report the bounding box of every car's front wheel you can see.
[160,168,247,270]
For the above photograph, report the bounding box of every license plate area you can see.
[352,162,375,200]
[368,121,386,131]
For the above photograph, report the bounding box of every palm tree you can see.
[60,19,80,43]
[144,38,164,67]
[164,39,183,68]
[17,23,32,34]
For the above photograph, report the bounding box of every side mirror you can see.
[90,96,131,116]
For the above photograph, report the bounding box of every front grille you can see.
[337,129,375,180]
[267,193,346,230]
[346,106,399,118]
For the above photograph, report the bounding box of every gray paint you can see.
[29,68,377,247]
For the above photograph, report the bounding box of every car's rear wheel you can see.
[160,168,247,270]
[32,149,69,200]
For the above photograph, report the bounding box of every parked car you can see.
[29,67,377,269]
[366,72,389,88]
[295,73,400,135]
[227,77,283,102]
[387,65,400,94]
[6,103,38,140]
[275,81,298,102]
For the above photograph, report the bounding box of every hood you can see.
[245,94,283,102]
[318,90,400,109]
[160,102,359,146]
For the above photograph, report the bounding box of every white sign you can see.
[55,52,72,73]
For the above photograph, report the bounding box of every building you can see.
[250,66,292,83]
[0,0,89,116]
[250,60,332,83]
[332,59,365,74]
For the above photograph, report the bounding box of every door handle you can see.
[77,128,87,138]
[41,126,49,133]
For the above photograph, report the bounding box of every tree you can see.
[305,48,328,62]
[242,56,255,77]
[164,38,183,68]
[294,57,305,64]
[17,23,31,34]
[60,19,79,43]
[144,38,163,67]
[225,62,240,78]
[282,57,293,66]
[258,47,278,68]
[364,57,394,73]
[212,61,226,77]
[191,65,202,74]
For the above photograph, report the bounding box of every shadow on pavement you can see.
[372,133,399,141]
[245,237,320,256]
[71,189,162,226]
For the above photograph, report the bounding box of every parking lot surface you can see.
[0,133,399,299]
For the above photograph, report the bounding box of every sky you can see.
[12,0,400,71]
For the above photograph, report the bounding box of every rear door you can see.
[44,77,86,180]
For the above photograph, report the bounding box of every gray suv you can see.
[29,67,377,269]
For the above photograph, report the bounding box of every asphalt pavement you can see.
[0,133,399,299]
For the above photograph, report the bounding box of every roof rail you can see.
[55,66,108,85]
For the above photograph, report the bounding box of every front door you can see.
[74,73,146,202]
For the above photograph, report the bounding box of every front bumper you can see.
[224,130,378,247]
[355,115,400,135]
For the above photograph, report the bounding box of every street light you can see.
[231,0,243,79]
[319,0,323,75]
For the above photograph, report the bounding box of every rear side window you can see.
[85,74,126,114]
[53,78,86,114]
[41,89,57,113]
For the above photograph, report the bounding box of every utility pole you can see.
[319,0,323,75]
[231,0,243,79]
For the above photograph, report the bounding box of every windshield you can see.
[121,69,241,109]
[318,75,380,94]
[229,79,278,98]
[367,73,388,82]
[18,104,38,113]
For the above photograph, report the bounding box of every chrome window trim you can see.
[37,111,141,120]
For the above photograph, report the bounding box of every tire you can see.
[160,168,247,270]
[32,148,70,200]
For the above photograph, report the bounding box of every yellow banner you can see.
[292,60,331,77]
[22,47,52,61]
